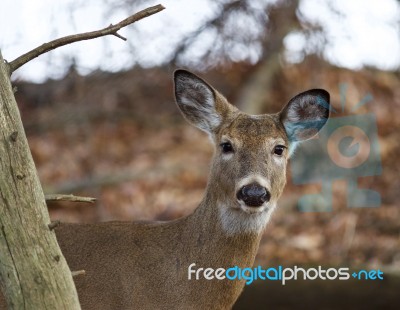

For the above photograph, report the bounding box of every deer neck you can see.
[183,180,263,270]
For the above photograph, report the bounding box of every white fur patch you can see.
[221,152,234,160]
[218,202,277,235]
[273,156,285,166]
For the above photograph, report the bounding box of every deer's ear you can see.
[280,89,330,144]
[174,70,226,134]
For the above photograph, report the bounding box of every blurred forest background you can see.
[3,0,400,306]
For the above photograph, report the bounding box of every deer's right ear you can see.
[174,70,223,134]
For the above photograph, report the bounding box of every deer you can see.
[0,70,330,310]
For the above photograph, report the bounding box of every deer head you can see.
[174,70,330,235]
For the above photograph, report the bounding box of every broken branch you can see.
[48,220,61,230]
[71,270,86,277]
[9,4,165,73]
[45,194,96,204]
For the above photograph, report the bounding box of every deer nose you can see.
[236,183,270,207]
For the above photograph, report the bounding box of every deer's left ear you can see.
[280,89,330,144]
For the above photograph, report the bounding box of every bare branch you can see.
[71,270,86,277]
[9,4,165,73]
[45,194,96,204]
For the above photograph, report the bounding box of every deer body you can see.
[0,70,330,310]
[56,196,261,309]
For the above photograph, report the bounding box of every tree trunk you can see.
[236,0,300,114]
[0,51,80,309]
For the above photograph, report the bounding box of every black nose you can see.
[236,183,270,207]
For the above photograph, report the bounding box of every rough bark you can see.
[0,51,80,309]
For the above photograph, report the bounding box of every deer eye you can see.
[220,142,234,154]
[274,145,286,156]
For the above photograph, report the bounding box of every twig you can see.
[48,220,61,231]
[45,194,96,204]
[71,270,86,277]
[9,4,165,73]
[109,24,127,41]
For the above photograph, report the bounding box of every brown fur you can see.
[55,206,260,309]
